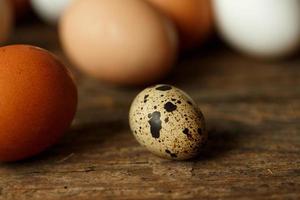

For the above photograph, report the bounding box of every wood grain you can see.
[0,23,299,200]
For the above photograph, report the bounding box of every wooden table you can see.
[0,22,299,200]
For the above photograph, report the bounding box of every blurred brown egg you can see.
[0,45,77,162]
[0,0,13,44]
[60,0,178,85]
[10,0,30,19]
[146,0,214,49]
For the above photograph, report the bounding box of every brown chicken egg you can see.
[146,0,214,49]
[0,0,13,44]
[60,0,178,85]
[0,45,77,162]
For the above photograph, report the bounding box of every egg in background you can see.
[60,0,178,85]
[31,0,72,24]
[0,45,77,162]
[213,0,300,59]
[0,0,13,44]
[146,0,214,50]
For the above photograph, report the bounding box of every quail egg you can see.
[129,84,207,160]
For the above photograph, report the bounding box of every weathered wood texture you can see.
[0,23,299,200]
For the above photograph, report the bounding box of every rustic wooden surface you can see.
[0,22,299,200]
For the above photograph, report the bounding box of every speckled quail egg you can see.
[129,84,207,160]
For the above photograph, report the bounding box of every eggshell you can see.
[0,0,13,44]
[129,84,207,160]
[213,0,300,59]
[31,0,72,24]
[60,0,178,85]
[0,45,77,162]
[147,0,213,49]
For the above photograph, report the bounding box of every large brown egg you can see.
[60,0,178,85]
[146,0,214,49]
[0,45,77,162]
[0,0,13,44]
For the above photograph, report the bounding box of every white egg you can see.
[213,0,300,59]
[31,0,72,24]
[0,0,13,44]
